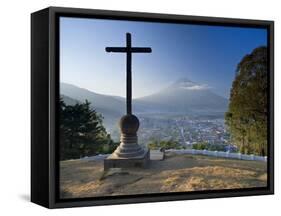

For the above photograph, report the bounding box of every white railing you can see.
[166,149,267,162]
[76,150,267,162]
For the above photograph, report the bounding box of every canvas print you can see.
[59,17,268,199]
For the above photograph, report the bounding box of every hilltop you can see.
[60,152,267,198]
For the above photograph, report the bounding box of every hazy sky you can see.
[60,17,267,98]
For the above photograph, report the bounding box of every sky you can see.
[60,17,267,99]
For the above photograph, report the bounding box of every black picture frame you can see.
[31,6,274,209]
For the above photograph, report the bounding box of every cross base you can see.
[104,149,150,171]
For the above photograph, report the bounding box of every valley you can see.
[60,79,233,150]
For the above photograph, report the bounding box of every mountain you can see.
[60,83,125,132]
[61,94,80,105]
[61,83,125,113]
[60,79,228,128]
[134,78,228,114]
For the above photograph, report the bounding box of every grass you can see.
[60,152,267,199]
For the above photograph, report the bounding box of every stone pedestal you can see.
[104,114,150,170]
[104,148,150,171]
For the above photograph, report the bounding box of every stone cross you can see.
[105,32,152,114]
[104,33,152,170]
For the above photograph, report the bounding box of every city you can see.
[136,115,237,152]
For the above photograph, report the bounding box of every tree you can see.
[225,46,267,156]
[192,142,208,150]
[60,99,117,160]
[148,139,180,150]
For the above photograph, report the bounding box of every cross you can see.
[105,33,152,115]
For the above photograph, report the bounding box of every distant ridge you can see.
[60,83,125,132]
[60,79,228,128]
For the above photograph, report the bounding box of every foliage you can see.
[192,142,208,150]
[192,142,230,152]
[148,139,181,150]
[225,46,268,156]
[60,98,118,160]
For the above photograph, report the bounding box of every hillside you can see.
[60,152,267,198]
[61,94,80,105]
[60,83,124,132]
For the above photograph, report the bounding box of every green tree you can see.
[225,46,267,156]
[192,142,208,150]
[60,98,117,160]
[148,139,180,150]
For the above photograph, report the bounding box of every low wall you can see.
[166,149,267,162]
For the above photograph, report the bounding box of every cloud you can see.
[180,84,211,90]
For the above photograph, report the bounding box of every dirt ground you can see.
[60,152,267,199]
